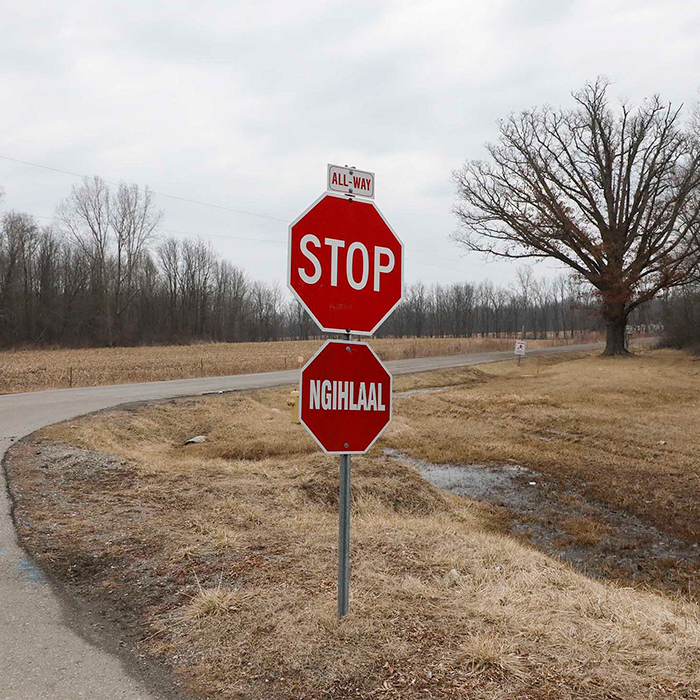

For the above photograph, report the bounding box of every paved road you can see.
[0,341,607,699]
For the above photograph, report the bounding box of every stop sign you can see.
[288,192,403,335]
[300,340,392,454]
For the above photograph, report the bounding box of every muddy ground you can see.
[385,447,700,599]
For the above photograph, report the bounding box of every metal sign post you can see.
[338,330,351,618]
[289,165,402,619]
[515,326,526,366]
[299,337,392,617]
[338,333,351,619]
[338,452,351,617]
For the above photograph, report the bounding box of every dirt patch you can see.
[297,454,449,516]
[385,448,700,598]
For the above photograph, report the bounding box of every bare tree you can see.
[56,176,112,270]
[248,279,283,341]
[452,79,700,354]
[405,282,428,337]
[0,212,39,340]
[212,260,249,341]
[110,183,162,330]
[661,282,700,349]
[56,176,114,343]
[157,237,181,337]
[446,282,474,337]
[286,298,314,341]
[57,176,162,344]
[179,239,217,337]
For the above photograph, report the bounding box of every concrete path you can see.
[0,341,606,699]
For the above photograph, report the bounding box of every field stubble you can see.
[0,334,602,394]
[5,348,700,699]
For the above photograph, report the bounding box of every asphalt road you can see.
[0,341,606,699]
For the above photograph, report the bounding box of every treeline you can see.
[384,270,613,340]
[0,208,290,347]
[661,284,700,352]
[0,177,658,348]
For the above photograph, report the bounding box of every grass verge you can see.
[387,348,700,546]
[5,348,700,699]
[0,334,602,394]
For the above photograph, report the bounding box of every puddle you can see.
[384,447,542,510]
[385,448,700,586]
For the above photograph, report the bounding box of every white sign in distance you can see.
[327,164,374,199]
[514,340,526,357]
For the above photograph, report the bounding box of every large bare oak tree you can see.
[452,79,700,355]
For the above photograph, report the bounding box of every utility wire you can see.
[23,214,288,247]
[31,214,258,247]
[17,213,471,273]
[1,154,472,273]
[27,213,472,273]
[0,155,84,180]
[0,154,289,223]
[160,227,285,246]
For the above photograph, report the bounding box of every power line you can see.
[20,214,288,247]
[160,227,285,246]
[15,213,472,274]
[0,154,289,223]
[154,192,288,223]
[1,154,473,274]
[0,155,84,180]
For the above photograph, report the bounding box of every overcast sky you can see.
[2,0,699,293]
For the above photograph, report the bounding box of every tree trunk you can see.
[602,303,629,356]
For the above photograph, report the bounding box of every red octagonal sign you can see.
[288,192,403,335]
[300,340,392,454]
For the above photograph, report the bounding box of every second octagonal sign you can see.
[300,340,392,454]
[288,192,403,335]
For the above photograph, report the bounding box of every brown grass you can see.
[0,334,601,394]
[6,347,700,700]
[560,517,610,547]
[386,348,700,546]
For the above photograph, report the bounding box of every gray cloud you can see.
[1,0,699,291]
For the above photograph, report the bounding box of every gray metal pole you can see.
[337,453,351,618]
[338,329,352,619]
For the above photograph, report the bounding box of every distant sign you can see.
[327,164,374,199]
[514,340,526,357]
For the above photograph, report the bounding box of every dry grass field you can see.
[6,348,700,699]
[388,349,700,546]
[0,334,598,394]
